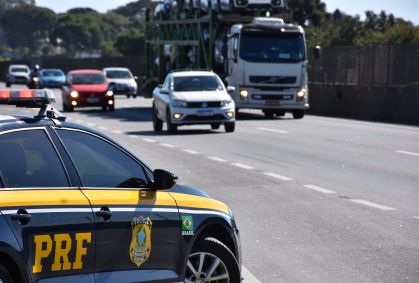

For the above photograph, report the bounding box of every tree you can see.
[1,5,56,55]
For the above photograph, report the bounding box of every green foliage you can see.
[0,5,56,55]
[115,29,145,55]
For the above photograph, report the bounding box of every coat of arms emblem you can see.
[130,216,152,267]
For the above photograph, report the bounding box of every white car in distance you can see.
[103,67,138,98]
[152,70,236,133]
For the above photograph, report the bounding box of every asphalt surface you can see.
[1,84,419,282]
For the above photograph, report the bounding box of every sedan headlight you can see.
[171,99,188,108]
[220,99,233,107]
[70,90,78,98]
[106,90,114,97]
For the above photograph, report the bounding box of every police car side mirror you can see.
[152,169,178,190]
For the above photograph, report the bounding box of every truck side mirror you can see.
[313,46,321,59]
[226,86,235,93]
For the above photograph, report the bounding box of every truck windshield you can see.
[240,31,305,63]
[72,74,106,85]
[174,76,223,92]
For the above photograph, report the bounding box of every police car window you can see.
[0,130,69,188]
[57,130,148,188]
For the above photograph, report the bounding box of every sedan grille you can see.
[187,101,222,108]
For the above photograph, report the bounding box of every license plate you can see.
[265,100,280,105]
[86,97,100,103]
[196,110,214,116]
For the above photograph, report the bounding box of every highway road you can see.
[1,84,419,282]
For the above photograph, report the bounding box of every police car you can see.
[0,90,241,283]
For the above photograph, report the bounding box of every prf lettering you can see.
[33,232,91,273]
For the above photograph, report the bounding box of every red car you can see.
[62,69,114,111]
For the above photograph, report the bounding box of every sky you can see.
[36,0,418,24]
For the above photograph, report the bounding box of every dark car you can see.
[0,89,242,283]
[39,69,66,88]
[62,70,114,112]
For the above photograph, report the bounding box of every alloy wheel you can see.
[185,252,229,283]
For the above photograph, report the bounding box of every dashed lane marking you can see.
[142,138,157,143]
[413,216,419,220]
[111,130,123,134]
[242,266,261,283]
[263,172,293,181]
[75,119,84,123]
[128,135,138,139]
[351,199,396,211]
[207,156,228,162]
[182,149,199,155]
[396,150,419,157]
[303,184,336,194]
[231,163,255,170]
[160,143,176,148]
[98,126,107,131]
[257,127,289,134]
[87,123,96,127]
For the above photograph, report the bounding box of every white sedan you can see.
[152,70,236,133]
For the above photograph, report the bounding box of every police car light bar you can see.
[0,89,55,108]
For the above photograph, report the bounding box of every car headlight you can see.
[172,99,188,108]
[70,90,78,98]
[106,90,114,97]
[130,81,137,87]
[33,77,39,82]
[220,99,233,107]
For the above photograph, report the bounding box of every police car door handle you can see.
[11,209,32,225]
[96,207,112,221]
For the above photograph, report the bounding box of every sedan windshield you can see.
[174,76,223,92]
[41,70,64,77]
[72,74,106,85]
[105,70,132,79]
[240,31,305,63]
[11,67,29,73]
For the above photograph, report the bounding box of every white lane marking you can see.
[257,127,289,134]
[207,156,228,162]
[66,117,73,121]
[87,123,96,127]
[111,130,123,134]
[242,266,261,283]
[263,172,293,181]
[75,119,84,123]
[98,126,107,131]
[182,149,199,155]
[413,216,419,220]
[231,163,255,170]
[304,184,336,194]
[142,138,156,143]
[351,199,396,211]
[396,150,419,157]
[128,135,138,139]
[160,143,176,148]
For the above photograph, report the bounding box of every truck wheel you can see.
[275,110,286,117]
[185,237,240,283]
[211,123,220,130]
[292,110,305,119]
[0,264,14,283]
[153,107,163,132]
[224,122,235,133]
[263,109,275,119]
[166,109,177,133]
[126,94,131,98]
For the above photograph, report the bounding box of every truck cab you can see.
[225,17,309,119]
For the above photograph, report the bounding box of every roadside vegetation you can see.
[0,0,418,60]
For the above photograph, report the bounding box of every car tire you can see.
[0,264,14,283]
[166,108,177,133]
[292,110,305,119]
[224,122,235,133]
[109,105,115,112]
[101,105,108,112]
[126,94,131,98]
[153,107,163,132]
[211,123,220,130]
[6,83,11,88]
[185,237,240,283]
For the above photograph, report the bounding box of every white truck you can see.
[225,17,309,118]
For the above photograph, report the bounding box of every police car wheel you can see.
[224,122,235,133]
[0,264,13,283]
[186,237,240,283]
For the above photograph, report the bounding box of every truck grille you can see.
[252,94,293,100]
[249,76,296,84]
